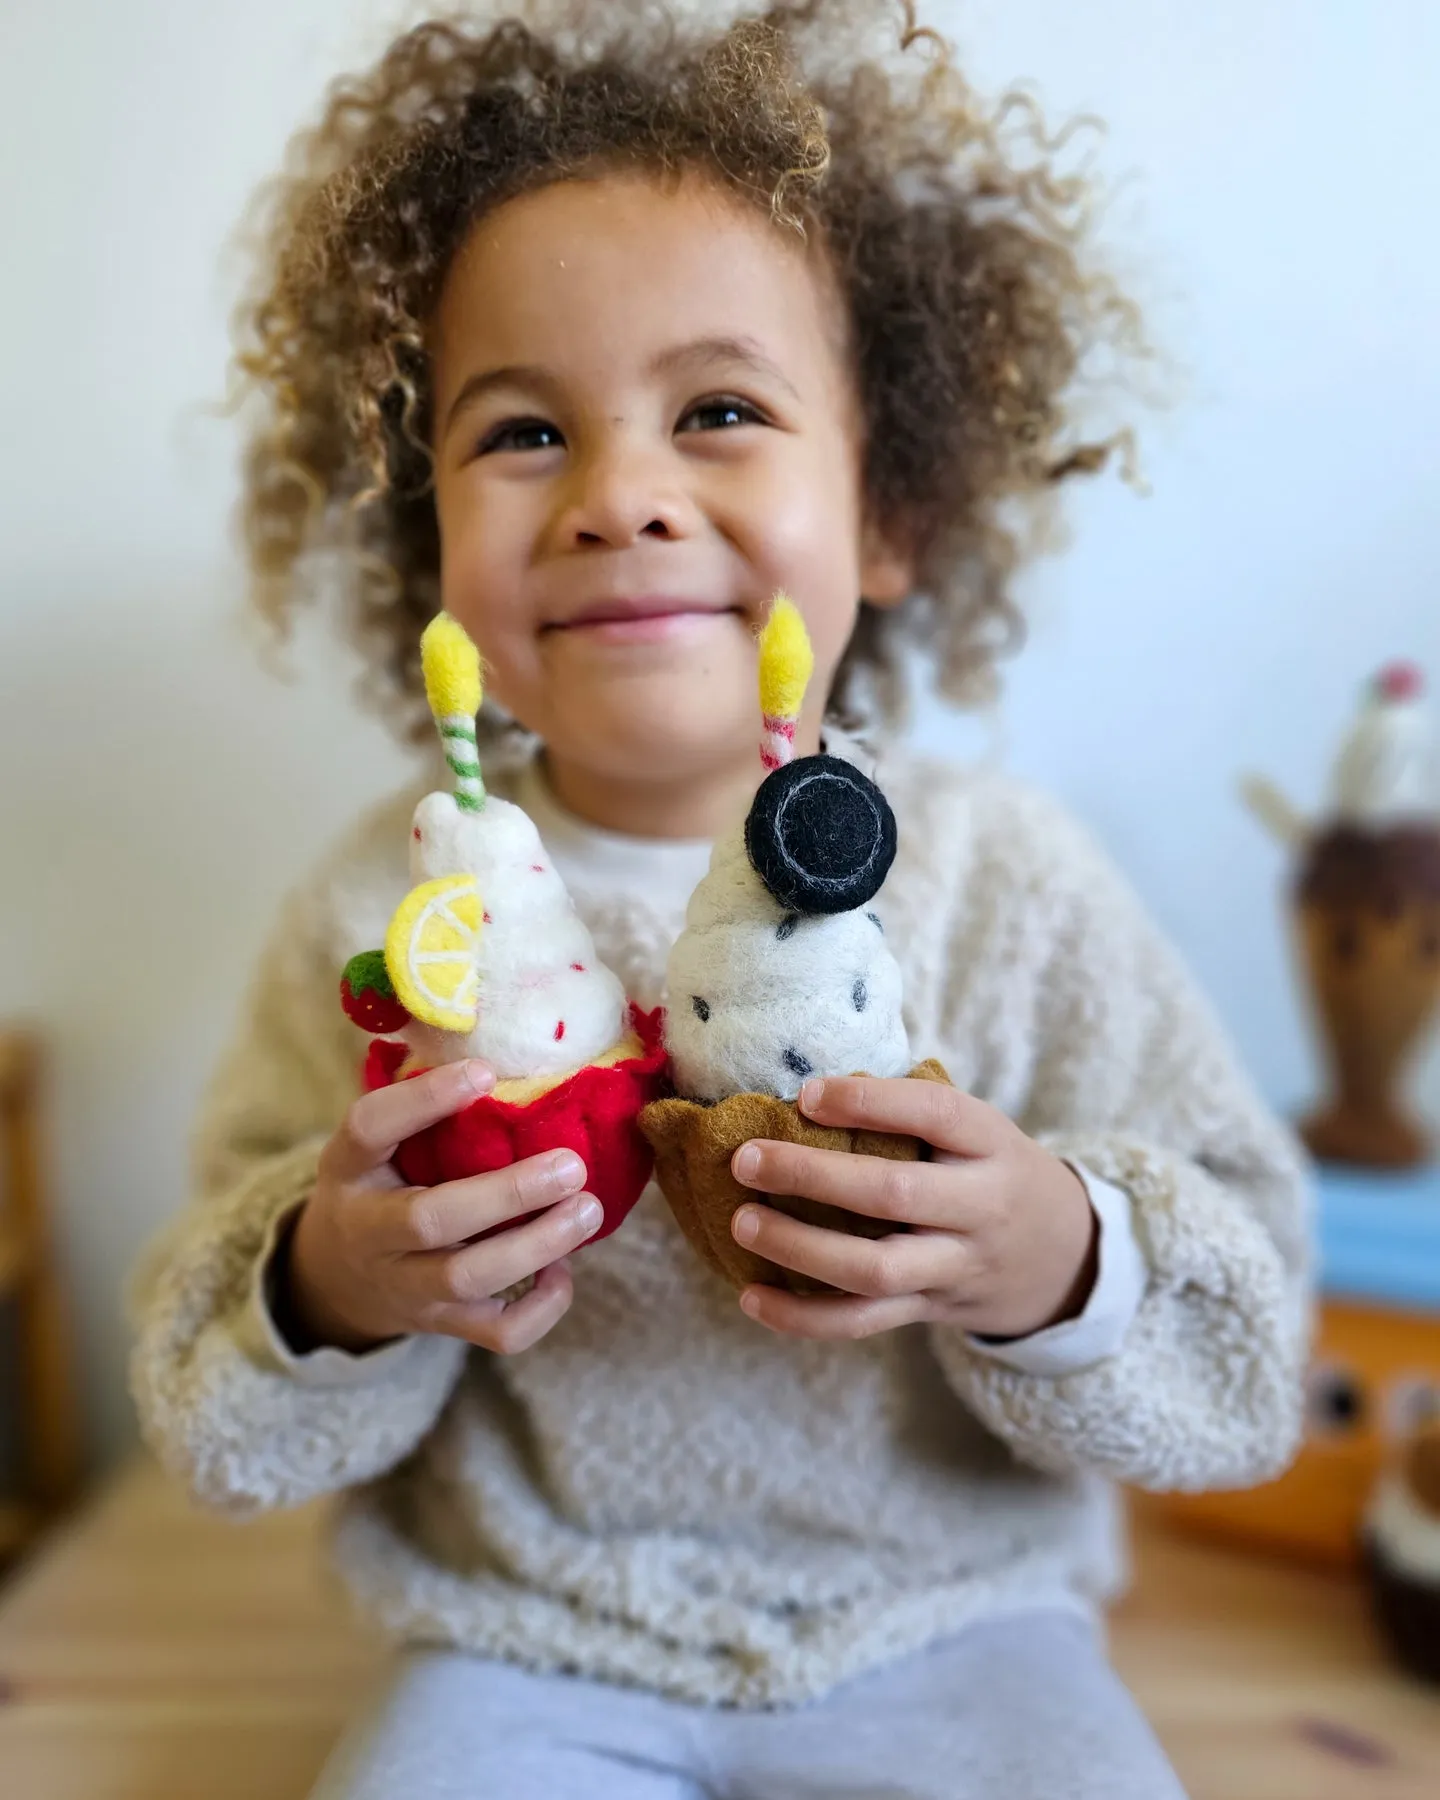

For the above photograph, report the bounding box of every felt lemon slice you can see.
[385,874,484,1031]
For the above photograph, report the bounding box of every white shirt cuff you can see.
[964,1165,1147,1377]
[237,1199,429,1388]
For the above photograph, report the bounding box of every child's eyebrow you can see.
[443,364,555,436]
[442,334,800,437]
[650,335,801,401]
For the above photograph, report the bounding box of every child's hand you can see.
[283,1060,604,1356]
[729,1077,1099,1343]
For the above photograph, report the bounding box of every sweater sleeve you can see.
[925,791,1314,1493]
[128,867,466,1516]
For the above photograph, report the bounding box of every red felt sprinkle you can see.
[554,1020,566,1040]
[1379,662,1423,702]
[532,864,544,873]
[483,911,492,924]
[412,826,421,840]
[571,963,585,971]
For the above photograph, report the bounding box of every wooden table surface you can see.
[0,1458,1437,1799]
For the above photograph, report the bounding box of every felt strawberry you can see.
[340,949,411,1034]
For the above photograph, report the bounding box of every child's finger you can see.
[322,1059,495,1183]
[439,1260,575,1356]
[367,1150,589,1252]
[406,1191,604,1311]
[730,1204,971,1299]
[731,1137,987,1229]
[738,1283,930,1341]
[796,1076,1003,1157]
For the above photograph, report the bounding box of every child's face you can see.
[429,169,909,798]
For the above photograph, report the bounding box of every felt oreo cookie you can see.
[744,754,898,916]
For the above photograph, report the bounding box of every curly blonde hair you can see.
[235,0,1141,741]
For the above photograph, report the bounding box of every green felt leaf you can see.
[342,948,395,998]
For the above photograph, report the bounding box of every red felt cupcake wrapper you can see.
[362,1005,668,1245]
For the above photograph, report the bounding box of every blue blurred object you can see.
[1317,1160,1440,1310]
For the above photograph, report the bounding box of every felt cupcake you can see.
[1364,1417,1440,1684]
[340,613,665,1243]
[641,597,951,1294]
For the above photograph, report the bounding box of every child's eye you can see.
[477,417,565,455]
[677,395,767,434]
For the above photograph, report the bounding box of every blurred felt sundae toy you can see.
[641,597,951,1293]
[1245,662,1440,1168]
[1365,1412,1440,1684]
[339,613,666,1242]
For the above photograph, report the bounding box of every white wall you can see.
[2,0,1437,1463]
[918,0,1440,1122]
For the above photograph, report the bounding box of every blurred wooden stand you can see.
[0,1030,82,1565]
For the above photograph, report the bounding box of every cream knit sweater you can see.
[130,745,1312,1708]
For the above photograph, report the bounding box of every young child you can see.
[131,4,1311,1795]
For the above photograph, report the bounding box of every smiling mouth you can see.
[545,599,744,633]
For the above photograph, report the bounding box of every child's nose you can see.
[555,439,692,549]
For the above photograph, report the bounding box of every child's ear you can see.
[858,515,915,611]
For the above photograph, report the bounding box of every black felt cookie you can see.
[744,754,898,916]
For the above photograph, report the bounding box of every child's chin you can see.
[547,646,757,772]
[604,693,755,778]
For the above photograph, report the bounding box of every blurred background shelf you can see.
[1319,1162,1440,1312]
[0,1028,82,1572]
[1163,1155,1440,1568]
[0,1502,38,1560]
[0,1221,31,1291]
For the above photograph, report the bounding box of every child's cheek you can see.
[437,536,542,702]
[733,480,864,683]
[438,468,531,592]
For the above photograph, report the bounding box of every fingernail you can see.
[462,1060,492,1095]
[799,1079,824,1113]
[739,1289,761,1318]
[575,1197,604,1236]
[547,1151,586,1193]
[733,1144,761,1182]
[733,1205,760,1246]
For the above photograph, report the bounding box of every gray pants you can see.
[310,1610,1188,1800]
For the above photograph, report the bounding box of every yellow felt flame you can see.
[421,613,483,722]
[757,593,813,722]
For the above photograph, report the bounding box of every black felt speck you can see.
[782,1047,814,1079]
[744,755,898,916]
[691,996,711,1022]
[866,911,884,932]
[852,978,867,1012]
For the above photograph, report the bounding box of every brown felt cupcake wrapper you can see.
[639,1061,952,1294]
